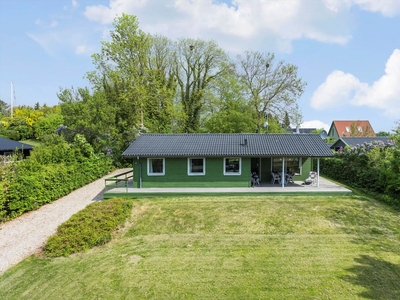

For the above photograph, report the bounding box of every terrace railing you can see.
[104,170,133,193]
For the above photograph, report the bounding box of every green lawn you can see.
[1,196,399,299]
[20,139,42,147]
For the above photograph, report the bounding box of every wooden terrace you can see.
[103,171,352,199]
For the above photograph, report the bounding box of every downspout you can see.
[281,157,285,188]
[317,158,320,188]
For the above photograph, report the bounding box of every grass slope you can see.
[1,196,399,299]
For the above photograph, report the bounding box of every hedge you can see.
[0,134,114,221]
[321,143,400,208]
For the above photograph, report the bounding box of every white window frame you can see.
[187,158,206,176]
[357,126,363,132]
[147,158,165,176]
[223,157,241,176]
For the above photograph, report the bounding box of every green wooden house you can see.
[122,133,334,188]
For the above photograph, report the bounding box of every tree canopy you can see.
[236,51,305,132]
[2,14,310,162]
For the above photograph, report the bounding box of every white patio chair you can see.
[271,172,281,185]
[286,173,294,184]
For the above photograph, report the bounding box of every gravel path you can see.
[0,168,131,274]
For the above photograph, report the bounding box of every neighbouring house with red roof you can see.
[327,120,376,140]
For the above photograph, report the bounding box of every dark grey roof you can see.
[0,138,34,151]
[122,134,334,158]
[331,136,391,149]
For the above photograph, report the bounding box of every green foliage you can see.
[376,131,391,137]
[321,141,400,208]
[392,120,400,146]
[0,105,63,141]
[2,197,400,299]
[1,116,34,140]
[236,51,306,132]
[202,72,257,133]
[265,115,287,133]
[203,98,256,133]
[173,38,230,133]
[0,99,10,117]
[54,13,307,153]
[33,111,63,139]
[0,135,113,220]
[0,157,19,221]
[44,199,132,257]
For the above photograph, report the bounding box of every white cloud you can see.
[81,0,399,53]
[72,0,79,8]
[353,0,400,17]
[310,70,366,109]
[27,32,61,55]
[83,0,355,52]
[85,0,149,25]
[75,45,87,54]
[301,120,330,132]
[311,49,400,117]
[28,28,96,57]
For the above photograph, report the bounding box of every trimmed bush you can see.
[321,141,400,208]
[0,135,114,220]
[44,198,132,257]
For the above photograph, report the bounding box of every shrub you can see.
[0,135,114,220]
[321,141,399,208]
[44,198,132,257]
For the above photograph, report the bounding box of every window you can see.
[357,126,363,132]
[188,158,205,175]
[224,157,241,175]
[272,157,302,175]
[345,126,350,132]
[147,158,165,176]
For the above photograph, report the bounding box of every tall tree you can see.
[376,131,391,137]
[145,35,178,132]
[87,15,177,134]
[202,71,256,133]
[236,51,306,132]
[172,38,230,133]
[283,111,291,129]
[87,13,150,132]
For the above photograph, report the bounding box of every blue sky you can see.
[1,0,399,133]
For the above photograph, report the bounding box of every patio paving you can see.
[103,177,352,198]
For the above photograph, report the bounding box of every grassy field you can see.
[1,195,399,299]
[20,139,42,147]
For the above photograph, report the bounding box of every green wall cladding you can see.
[132,156,314,187]
[133,157,251,188]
